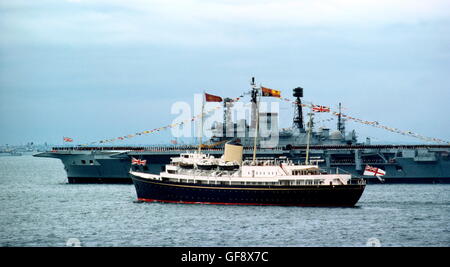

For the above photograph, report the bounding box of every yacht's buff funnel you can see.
[223,141,243,165]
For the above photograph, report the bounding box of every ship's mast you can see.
[337,102,344,134]
[198,93,205,153]
[250,77,258,129]
[305,112,314,165]
[293,87,305,132]
[250,78,260,163]
[223,97,233,138]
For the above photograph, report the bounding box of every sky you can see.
[1,0,450,145]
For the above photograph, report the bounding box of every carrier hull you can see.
[34,150,132,184]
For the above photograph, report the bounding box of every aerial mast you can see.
[222,97,233,138]
[337,102,345,134]
[337,102,342,133]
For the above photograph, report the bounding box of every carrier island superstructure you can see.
[34,85,450,184]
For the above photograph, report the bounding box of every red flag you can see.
[171,140,178,144]
[205,93,223,102]
[312,105,330,112]
[63,137,73,142]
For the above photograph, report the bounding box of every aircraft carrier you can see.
[34,86,450,184]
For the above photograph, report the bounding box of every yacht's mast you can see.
[198,93,205,153]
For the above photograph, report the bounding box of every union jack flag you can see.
[312,105,330,113]
[363,165,386,176]
[131,157,147,166]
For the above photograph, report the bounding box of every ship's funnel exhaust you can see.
[223,140,243,165]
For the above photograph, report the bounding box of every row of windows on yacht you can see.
[160,177,325,186]
[168,169,319,176]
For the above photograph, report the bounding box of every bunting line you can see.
[280,97,449,145]
[77,97,242,146]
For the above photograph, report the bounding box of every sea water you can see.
[0,156,448,247]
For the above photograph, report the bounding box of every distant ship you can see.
[130,141,366,207]
[34,79,450,184]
